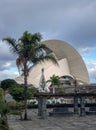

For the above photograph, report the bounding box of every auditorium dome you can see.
[15,40,90,87]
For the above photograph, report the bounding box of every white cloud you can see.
[85,61,96,83]
[88,62,96,72]
[0,40,16,71]
[0,40,15,60]
[79,47,94,54]
[0,70,19,81]
[0,62,12,71]
[2,62,11,68]
[0,0,96,82]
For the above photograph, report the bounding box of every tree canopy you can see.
[1,79,18,91]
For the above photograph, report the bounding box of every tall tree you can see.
[3,31,58,120]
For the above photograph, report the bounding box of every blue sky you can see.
[0,0,96,83]
[81,48,96,83]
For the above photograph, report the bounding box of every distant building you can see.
[15,40,90,88]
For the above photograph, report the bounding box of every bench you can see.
[49,107,73,116]
[86,107,96,115]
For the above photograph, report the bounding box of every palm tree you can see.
[3,31,58,120]
[47,74,61,94]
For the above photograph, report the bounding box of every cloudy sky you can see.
[0,0,96,83]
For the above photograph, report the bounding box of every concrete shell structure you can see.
[15,40,90,87]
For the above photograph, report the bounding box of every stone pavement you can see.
[8,109,96,130]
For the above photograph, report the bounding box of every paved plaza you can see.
[8,109,96,130]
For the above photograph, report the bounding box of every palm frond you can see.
[28,54,58,72]
[32,55,58,65]
[3,37,19,54]
[39,54,58,65]
[49,74,61,86]
[46,80,51,83]
[32,32,42,44]
[35,44,47,50]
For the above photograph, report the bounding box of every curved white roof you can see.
[41,40,90,84]
[15,40,90,87]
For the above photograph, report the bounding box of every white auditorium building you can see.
[15,40,90,89]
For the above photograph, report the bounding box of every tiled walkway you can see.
[8,109,96,130]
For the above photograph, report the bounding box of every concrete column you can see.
[38,97,47,118]
[80,96,86,116]
[74,94,78,114]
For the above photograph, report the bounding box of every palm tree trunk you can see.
[24,62,28,120]
[53,86,56,94]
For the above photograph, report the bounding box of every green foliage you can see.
[0,121,9,130]
[47,74,61,86]
[0,89,9,116]
[9,85,37,102]
[47,74,61,94]
[27,87,37,99]
[9,85,24,101]
[1,78,37,102]
[1,79,17,91]
[0,90,9,130]
[8,101,24,113]
[0,103,9,117]
[3,31,57,75]
[0,89,4,103]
